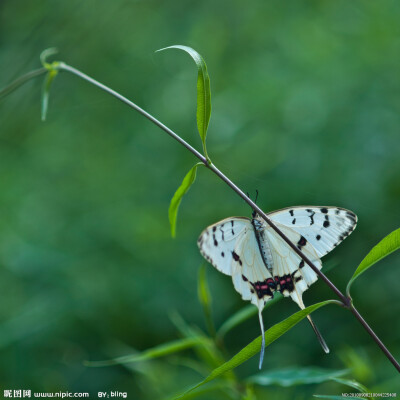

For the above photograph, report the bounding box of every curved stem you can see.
[56,62,400,373]
[3,62,399,373]
[0,68,47,100]
[58,62,348,304]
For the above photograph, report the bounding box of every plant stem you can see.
[59,63,348,303]
[57,63,400,373]
[5,62,400,373]
[0,67,47,99]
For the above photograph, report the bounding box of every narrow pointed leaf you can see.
[41,69,58,121]
[198,264,215,337]
[157,45,211,159]
[169,163,202,237]
[84,337,206,367]
[174,300,336,399]
[247,367,348,387]
[347,227,400,295]
[331,378,369,395]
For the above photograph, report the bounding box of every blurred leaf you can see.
[166,382,233,400]
[243,385,257,400]
[198,264,215,337]
[169,312,230,372]
[217,294,282,340]
[40,47,59,69]
[314,396,364,399]
[247,367,348,387]
[41,69,58,121]
[331,378,369,395]
[346,227,400,296]
[174,300,336,399]
[157,45,211,161]
[85,337,206,367]
[338,347,374,384]
[169,163,202,237]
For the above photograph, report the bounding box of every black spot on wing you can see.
[323,215,330,228]
[212,226,216,232]
[221,252,225,257]
[242,274,248,282]
[299,260,305,268]
[308,209,315,225]
[232,251,243,266]
[297,235,307,249]
[289,209,294,216]
[316,234,321,241]
[346,211,357,224]
[250,279,276,299]
[321,208,328,214]
[292,218,296,225]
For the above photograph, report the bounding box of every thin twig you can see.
[3,62,399,373]
[0,68,47,99]
[56,62,400,373]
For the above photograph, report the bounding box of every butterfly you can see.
[198,206,357,368]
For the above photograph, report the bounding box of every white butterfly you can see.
[198,206,357,368]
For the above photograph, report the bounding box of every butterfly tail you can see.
[307,315,330,354]
[291,292,329,354]
[258,307,265,369]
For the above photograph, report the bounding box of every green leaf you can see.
[156,45,211,161]
[174,300,336,399]
[41,69,58,121]
[247,367,348,387]
[217,294,282,340]
[198,264,215,337]
[40,47,59,69]
[331,378,369,394]
[84,337,206,367]
[169,163,202,237]
[346,227,400,296]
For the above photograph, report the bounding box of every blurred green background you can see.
[1,0,400,398]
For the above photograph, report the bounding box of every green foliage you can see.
[41,69,58,121]
[84,337,207,367]
[175,300,336,399]
[197,264,215,337]
[216,294,282,340]
[247,367,348,386]
[157,45,211,161]
[168,162,202,237]
[2,4,400,397]
[347,228,400,296]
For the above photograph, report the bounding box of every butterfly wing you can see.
[267,206,357,258]
[264,221,330,353]
[198,217,276,368]
[198,217,274,307]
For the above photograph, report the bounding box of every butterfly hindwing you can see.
[268,206,357,258]
[263,221,322,306]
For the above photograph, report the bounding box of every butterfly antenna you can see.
[258,307,266,369]
[307,315,330,354]
[255,189,259,204]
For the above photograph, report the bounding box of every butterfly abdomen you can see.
[251,216,274,273]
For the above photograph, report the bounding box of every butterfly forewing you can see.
[198,217,274,307]
[268,206,357,258]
